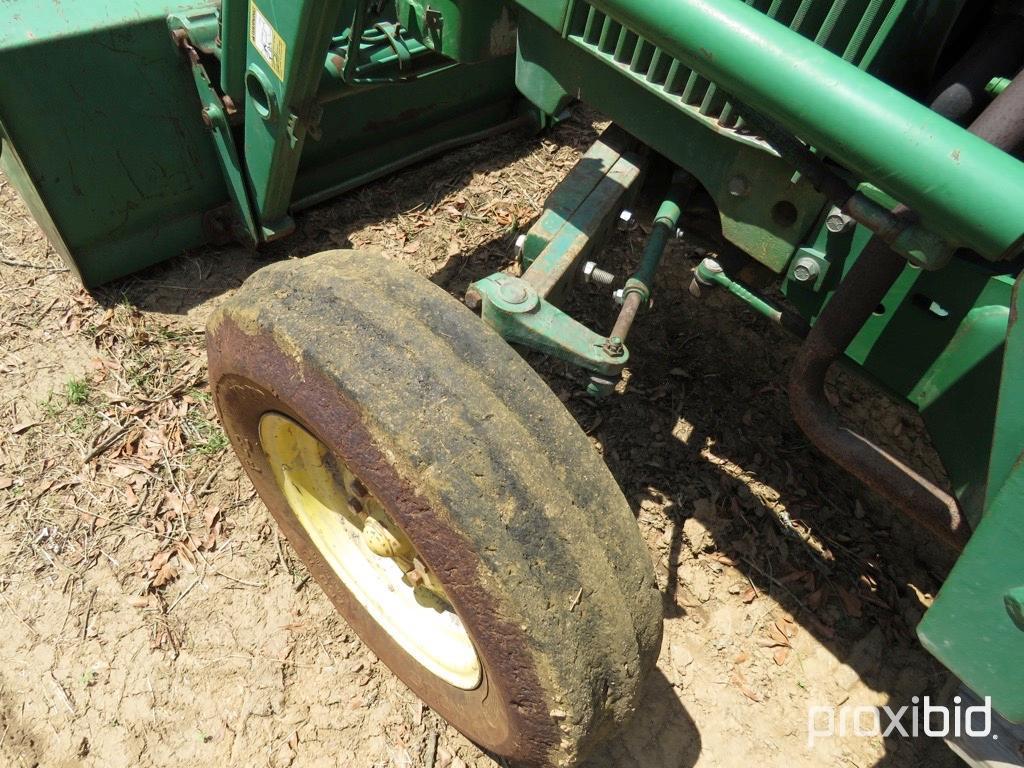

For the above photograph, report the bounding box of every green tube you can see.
[634,197,683,290]
[588,0,1024,260]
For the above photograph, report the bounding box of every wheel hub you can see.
[258,412,482,690]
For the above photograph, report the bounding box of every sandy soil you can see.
[0,112,963,768]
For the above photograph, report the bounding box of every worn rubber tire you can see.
[206,250,662,767]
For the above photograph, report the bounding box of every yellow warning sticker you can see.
[249,2,286,80]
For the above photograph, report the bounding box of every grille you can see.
[566,0,906,138]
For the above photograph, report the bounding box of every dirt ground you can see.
[0,111,965,768]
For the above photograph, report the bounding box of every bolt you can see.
[987,76,1012,98]
[612,288,625,305]
[201,108,213,128]
[498,280,529,305]
[825,206,855,234]
[617,210,634,232]
[582,261,615,286]
[603,336,625,358]
[514,234,527,258]
[727,175,751,198]
[791,256,821,284]
[464,286,483,312]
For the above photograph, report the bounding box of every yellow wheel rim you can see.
[258,412,482,690]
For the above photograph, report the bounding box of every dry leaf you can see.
[11,421,39,434]
[731,671,762,702]
[838,588,863,618]
[773,646,790,666]
[0,477,13,490]
[767,623,791,648]
[151,562,178,588]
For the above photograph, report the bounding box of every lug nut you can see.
[582,261,615,286]
[617,210,634,231]
[612,288,625,305]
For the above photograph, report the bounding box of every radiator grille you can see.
[566,0,906,138]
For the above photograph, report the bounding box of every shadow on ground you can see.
[88,112,960,768]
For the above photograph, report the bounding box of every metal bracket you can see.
[169,15,262,245]
[473,274,628,376]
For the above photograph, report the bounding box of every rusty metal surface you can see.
[788,221,971,549]
[785,50,1024,548]
[969,70,1024,158]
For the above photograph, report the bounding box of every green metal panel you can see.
[515,17,828,273]
[0,0,229,286]
[241,0,348,237]
[784,215,1015,523]
[583,0,1024,260]
[0,0,521,284]
[293,56,519,208]
[918,274,1024,722]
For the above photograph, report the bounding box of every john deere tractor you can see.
[2,0,1022,765]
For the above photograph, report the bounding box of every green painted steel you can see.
[631,195,683,295]
[515,17,829,274]
[0,0,228,286]
[918,274,1024,722]
[474,274,629,375]
[783,206,1015,524]
[697,259,788,327]
[584,0,1024,260]
[0,0,520,284]
[242,0,348,237]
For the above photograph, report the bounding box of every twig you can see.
[82,425,133,463]
[0,258,69,272]
[425,729,439,768]
[167,571,205,613]
[81,588,97,639]
[1,592,38,637]
[741,557,811,614]
[48,672,75,715]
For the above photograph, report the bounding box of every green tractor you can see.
[2,0,1022,764]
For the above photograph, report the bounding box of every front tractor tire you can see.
[206,250,663,767]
